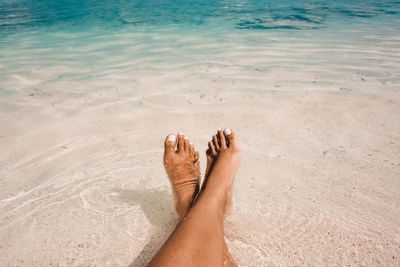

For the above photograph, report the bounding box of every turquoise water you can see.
[0,0,399,95]
[1,2,400,266]
[1,0,400,34]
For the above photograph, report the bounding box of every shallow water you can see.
[1,0,400,95]
[1,0,400,33]
[1,0,400,266]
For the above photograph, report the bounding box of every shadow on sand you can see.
[114,188,178,267]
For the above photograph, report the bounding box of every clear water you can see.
[1,0,399,95]
[0,0,400,92]
[1,1,400,266]
[1,0,400,34]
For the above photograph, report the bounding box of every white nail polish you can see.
[218,128,222,131]
[224,128,232,135]
[184,136,189,140]
[178,132,184,136]
[189,142,193,145]
[168,135,176,142]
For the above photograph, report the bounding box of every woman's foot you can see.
[202,128,242,217]
[163,133,200,219]
[202,128,241,267]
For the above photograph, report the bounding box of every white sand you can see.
[1,28,400,266]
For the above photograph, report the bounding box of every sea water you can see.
[1,1,400,266]
[1,0,399,95]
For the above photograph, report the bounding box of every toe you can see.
[206,148,211,157]
[194,151,200,161]
[184,137,190,153]
[189,142,194,154]
[212,134,220,151]
[177,133,185,153]
[224,128,237,148]
[164,134,177,154]
[208,140,217,156]
[218,129,227,149]
[194,158,201,178]
[205,149,213,174]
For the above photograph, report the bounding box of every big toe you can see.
[224,128,238,148]
[164,134,177,157]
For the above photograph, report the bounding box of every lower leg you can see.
[150,129,241,266]
[148,185,227,266]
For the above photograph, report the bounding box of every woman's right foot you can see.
[202,128,242,216]
[163,133,200,219]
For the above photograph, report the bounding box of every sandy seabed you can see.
[0,27,400,266]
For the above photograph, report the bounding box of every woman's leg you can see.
[205,130,239,266]
[149,129,242,267]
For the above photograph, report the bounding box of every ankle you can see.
[200,185,229,212]
[174,190,195,206]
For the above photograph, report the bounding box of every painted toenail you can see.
[218,128,222,131]
[168,134,176,142]
[178,132,184,136]
[224,128,232,135]
[189,142,193,145]
[184,136,189,140]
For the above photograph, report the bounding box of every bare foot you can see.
[203,128,224,189]
[202,128,242,216]
[202,128,241,267]
[163,133,200,219]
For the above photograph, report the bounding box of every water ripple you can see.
[0,0,399,36]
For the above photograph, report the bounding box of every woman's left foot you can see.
[202,128,242,217]
[203,128,241,267]
[163,133,200,219]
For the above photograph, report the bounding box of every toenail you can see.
[224,128,232,135]
[218,128,222,131]
[189,142,193,145]
[178,132,184,136]
[168,134,176,142]
[184,136,189,140]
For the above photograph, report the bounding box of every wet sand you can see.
[1,29,400,266]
